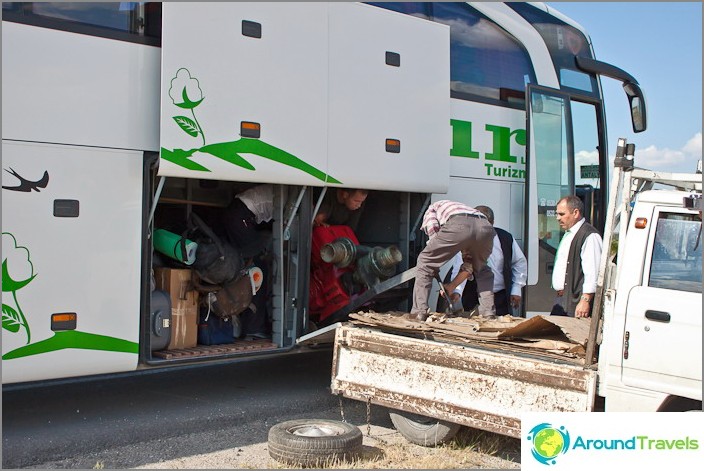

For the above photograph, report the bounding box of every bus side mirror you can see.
[623,82,647,133]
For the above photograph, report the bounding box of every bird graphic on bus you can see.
[2,168,49,193]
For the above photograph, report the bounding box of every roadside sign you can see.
[580,164,600,179]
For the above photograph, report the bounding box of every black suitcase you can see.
[150,289,172,351]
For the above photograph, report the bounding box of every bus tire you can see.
[267,419,363,467]
[389,410,461,447]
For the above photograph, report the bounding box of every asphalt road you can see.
[2,347,395,469]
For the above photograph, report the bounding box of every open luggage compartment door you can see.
[297,323,343,347]
[159,3,450,193]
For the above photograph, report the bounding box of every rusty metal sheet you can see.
[331,325,597,439]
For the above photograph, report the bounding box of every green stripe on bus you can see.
[2,330,138,360]
[160,138,341,184]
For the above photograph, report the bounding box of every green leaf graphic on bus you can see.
[163,68,341,184]
[2,232,35,344]
[2,304,22,333]
[172,116,200,138]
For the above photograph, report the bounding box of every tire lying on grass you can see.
[389,410,461,447]
[268,418,363,467]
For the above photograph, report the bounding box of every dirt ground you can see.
[28,420,521,469]
[131,423,522,470]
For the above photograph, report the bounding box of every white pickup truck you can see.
[329,140,703,445]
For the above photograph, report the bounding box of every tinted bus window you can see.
[2,2,161,46]
[507,3,599,96]
[365,2,431,20]
[430,2,536,107]
[367,2,535,109]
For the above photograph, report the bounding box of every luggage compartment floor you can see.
[152,339,278,359]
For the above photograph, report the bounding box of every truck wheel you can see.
[268,419,363,467]
[389,410,461,447]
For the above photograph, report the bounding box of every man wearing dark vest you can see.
[447,205,527,316]
[551,195,603,318]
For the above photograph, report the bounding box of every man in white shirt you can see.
[551,195,603,318]
[447,206,527,316]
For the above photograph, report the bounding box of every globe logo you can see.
[526,423,571,465]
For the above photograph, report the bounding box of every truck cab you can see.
[598,168,702,412]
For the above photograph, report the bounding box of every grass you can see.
[268,427,521,469]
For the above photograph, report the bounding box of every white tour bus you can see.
[2,2,646,385]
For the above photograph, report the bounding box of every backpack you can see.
[186,212,243,286]
[195,272,254,319]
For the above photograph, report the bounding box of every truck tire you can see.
[389,410,461,447]
[268,419,363,467]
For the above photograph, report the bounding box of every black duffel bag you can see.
[187,212,243,286]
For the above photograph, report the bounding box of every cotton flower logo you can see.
[169,68,206,145]
[161,67,342,184]
[2,232,36,343]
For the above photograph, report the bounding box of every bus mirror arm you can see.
[574,56,647,133]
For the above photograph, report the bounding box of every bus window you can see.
[1,2,161,45]
[531,90,570,253]
[429,2,536,108]
[508,3,599,97]
[365,2,431,20]
[572,100,603,227]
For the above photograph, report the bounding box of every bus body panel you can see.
[326,3,450,193]
[159,2,331,186]
[1,21,160,152]
[447,100,526,243]
[2,141,143,384]
[159,2,451,193]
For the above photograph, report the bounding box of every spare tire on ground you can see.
[389,410,461,447]
[268,418,363,467]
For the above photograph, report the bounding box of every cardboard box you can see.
[154,268,198,350]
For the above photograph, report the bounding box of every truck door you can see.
[621,208,702,399]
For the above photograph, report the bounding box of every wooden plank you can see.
[152,340,277,359]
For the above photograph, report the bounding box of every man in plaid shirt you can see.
[411,200,496,321]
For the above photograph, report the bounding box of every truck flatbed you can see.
[331,319,597,438]
[347,311,591,364]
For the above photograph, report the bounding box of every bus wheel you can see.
[268,419,363,467]
[389,410,461,447]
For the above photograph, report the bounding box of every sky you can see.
[546,1,703,174]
